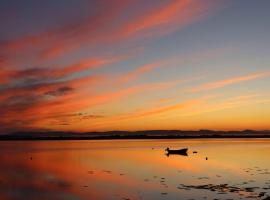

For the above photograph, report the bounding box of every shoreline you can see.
[1,135,270,141]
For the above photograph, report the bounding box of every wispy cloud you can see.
[115,63,161,84]
[0,77,179,132]
[120,0,223,38]
[0,0,223,63]
[90,95,214,129]
[190,71,270,92]
[174,93,270,118]
[0,0,230,132]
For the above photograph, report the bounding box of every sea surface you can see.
[0,139,269,200]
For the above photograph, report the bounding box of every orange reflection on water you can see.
[0,139,270,200]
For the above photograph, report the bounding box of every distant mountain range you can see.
[0,130,270,140]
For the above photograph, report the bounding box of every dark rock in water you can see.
[193,151,198,154]
[263,197,270,200]
[229,188,238,192]
[161,192,167,195]
[178,183,261,199]
[218,192,226,194]
[177,186,190,190]
[259,192,266,197]
[245,187,259,192]
[205,157,208,160]
[197,177,210,180]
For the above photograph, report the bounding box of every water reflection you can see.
[0,139,270,200]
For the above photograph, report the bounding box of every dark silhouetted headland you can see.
[0,130,270,140]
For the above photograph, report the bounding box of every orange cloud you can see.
[90,95,212,130]
[179,94,270,118]
[0,54,125,86]
[54,58,110,77]
[190,71,270,92]
[115,62,161,84]
[0,0,223,62]
[0,74,104,102]
[0,78,178,132]
[128,99,201,119]
[120,0,222,38]
[41,0,222,59]
[39,80,179,115]
[1,1,132,49]
[0,1,230,133]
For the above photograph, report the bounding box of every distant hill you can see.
[0,130,270,140]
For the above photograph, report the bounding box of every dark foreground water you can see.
[0,139,269,200]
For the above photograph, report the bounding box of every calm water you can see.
[0,139,270,200]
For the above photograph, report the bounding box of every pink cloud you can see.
[190,71,270,92]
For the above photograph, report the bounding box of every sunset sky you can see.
[0,0,270,133]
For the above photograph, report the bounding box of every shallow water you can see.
[0,139,270,200]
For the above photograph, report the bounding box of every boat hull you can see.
[166,148,188,156]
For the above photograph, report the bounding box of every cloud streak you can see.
[0,0,222,62]
[0,0,234,132]
[87,95,213,130]
[190,71,270,92]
